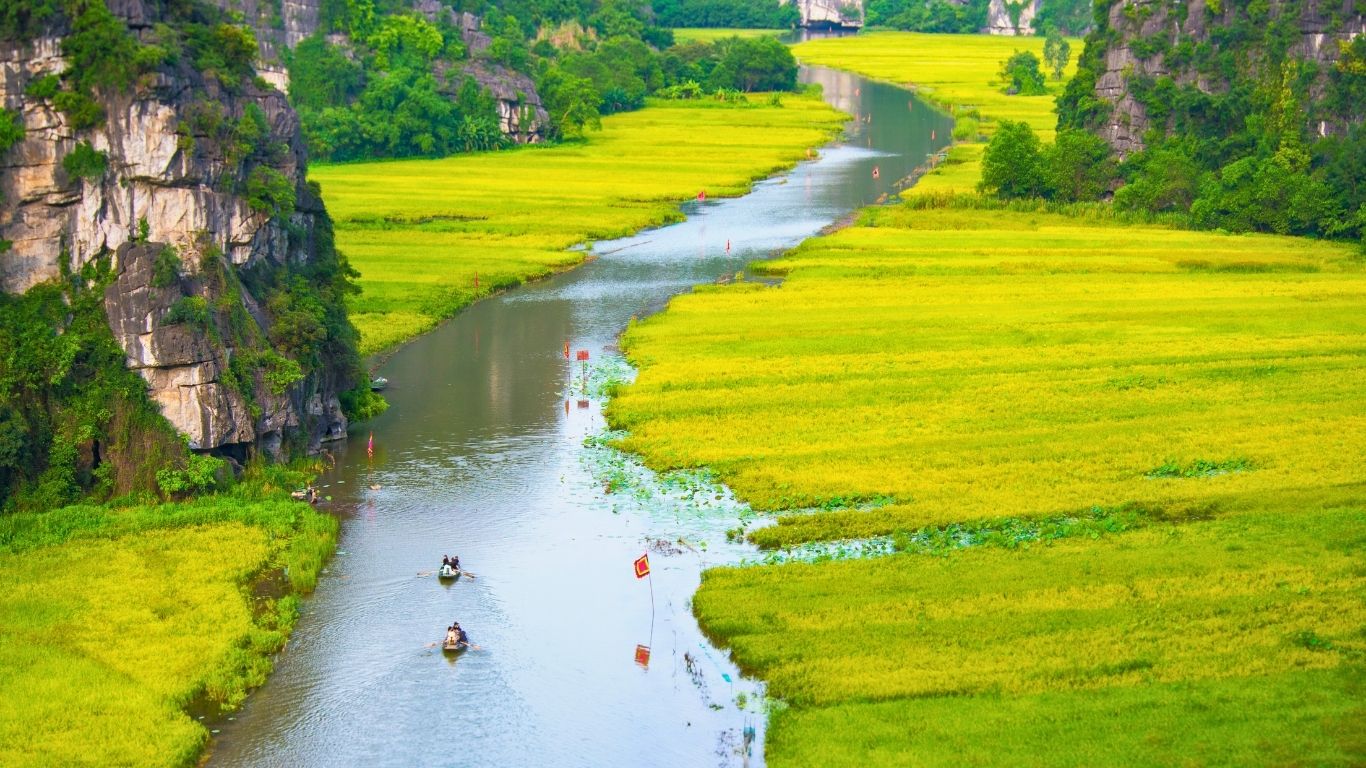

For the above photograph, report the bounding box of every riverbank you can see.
[792,31,1078,193]
[607,32,1366,764]
[311,93,846,356]
[0,469,336,767]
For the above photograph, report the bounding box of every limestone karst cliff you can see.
[0,0,365,503]
[1061,0,1365,156]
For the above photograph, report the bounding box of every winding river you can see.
[206,65,952,768]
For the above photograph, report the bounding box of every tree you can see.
[1043,27,1071,80]
[709,37,797,92]
[998,50,1047,95]
[1041,129,1113,201]
[980,120,1045,198]
[1113,144,1204,212]
[540,69,602,138]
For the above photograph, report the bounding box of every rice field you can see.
[0,491,337,767]
[671,28,788,43]
[609,200,1366,762]
[310,94,846,355]
[792,32,1078,192]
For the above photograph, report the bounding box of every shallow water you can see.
[205,66,952,768]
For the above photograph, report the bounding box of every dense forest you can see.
[983,0,1365,244]
[286,0,800,161]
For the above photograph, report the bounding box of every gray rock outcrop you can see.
[0,8,353,455]
[784,0,865,29]
[985,0,1042,35]
[1091,0,1364,156]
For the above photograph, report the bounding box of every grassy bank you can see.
[792,31,1077,193]
[612,199,1366,764]
[311,94,846,356]
[0,474,337,767]
[607,32,1366,764]
[671,28,787,43]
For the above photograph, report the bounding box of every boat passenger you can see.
[442,555,450,568]
[451,556,460,571]
[457,627,469,645]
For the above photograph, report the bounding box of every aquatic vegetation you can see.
[0,486,337,767]
[696,497,1366,765]
[611,196,1366,762]
[311,94,846,355]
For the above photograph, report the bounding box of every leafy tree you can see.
[246,166,296,218]
[540,69,603,138]
[1112,144,1204,212]
[366,14,443,71]
[980,120,1045,198]
[1041,129,1113,201]
[709,36,797,92]
[0,109,23,154]
[1043,27,1071,79]
[288,36,364,111]
[1191,146,1335,235]
[864,0,988,32]
[1033,0,1092,36]
[998,50,1048,95]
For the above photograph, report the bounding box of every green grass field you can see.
[609,197,1366,761]
[671,27,788,43]
[792,32,1078,193]
[311,94,845,355]
[0,479,337,767]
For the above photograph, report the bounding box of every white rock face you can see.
[985,0,1042,35]
[784,0,865,28]
[0,32,349,453]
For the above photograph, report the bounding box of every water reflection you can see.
[205,66,952,768]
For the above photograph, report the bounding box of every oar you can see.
[459,570,477,579]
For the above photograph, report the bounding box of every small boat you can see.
[438,564,461,580]
[369,376,388,391]
[442,637,468,653]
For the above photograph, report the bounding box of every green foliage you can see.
[1113,143,1204,212]
[245,166,296,218]
[651,0,799,29]
[540,69,603,138]
[1145,457,1252,479]
[162,296,210,329]
[1041,128,1114,202]
[0,109,22,157]
[23,74,60,100]
[184,22,259,90]
[155,453,229,497]
[60,140,107,182]
[999,49,1048,95]
[151,246,182,288]
[0,0,60,40]
[1043,26,1071,79]
[708,36,797,92]
[287,34,364,111]
[864,0,989,32]
[340,385,389,423]
[366,13,443,70]
[1033,0,1092,35]
[980,119,1044,197]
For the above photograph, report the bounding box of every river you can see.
[205,65,952,768]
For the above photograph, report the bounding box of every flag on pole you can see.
[634,553,650,579]
[634,644,651,669]
[367,431,374,458]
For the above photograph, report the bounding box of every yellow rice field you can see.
[311,95,846,355]
[793,32,1078,192]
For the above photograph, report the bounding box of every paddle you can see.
[459,570,477,579]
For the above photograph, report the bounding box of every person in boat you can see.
[442,555,450,569]
[451,555,460,571]
[457,626,469,646]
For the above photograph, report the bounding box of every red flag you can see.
[634,644,651,668]
[576,349,590,362]
[367,431,374,457]
[634,553,650,579]
[563,340,570,359]
[697,190,706,201]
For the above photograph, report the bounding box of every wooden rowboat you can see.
[438,564,460,580]
[442,638,468,653]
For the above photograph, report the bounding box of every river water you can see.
[205,66,951,768]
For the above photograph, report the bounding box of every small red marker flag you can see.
[634,553,650,579]
[634,644,651,668]
[697,190,706,201]
[576,349,590,362]
[563,340,570,359]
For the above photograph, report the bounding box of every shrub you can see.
[155,453,230,497]
[1041,129,1114,201]
[998,50,1048,95]
[245,166,296,218]
[61,140,108,182]
[151,246,182,289]
[162,296,210,328]
[980,120,1044,198]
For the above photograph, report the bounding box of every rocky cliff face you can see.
[0,3,356,457]
[985,0,1042,35]
[784,0,865,29]
[1083,0,1364,156]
